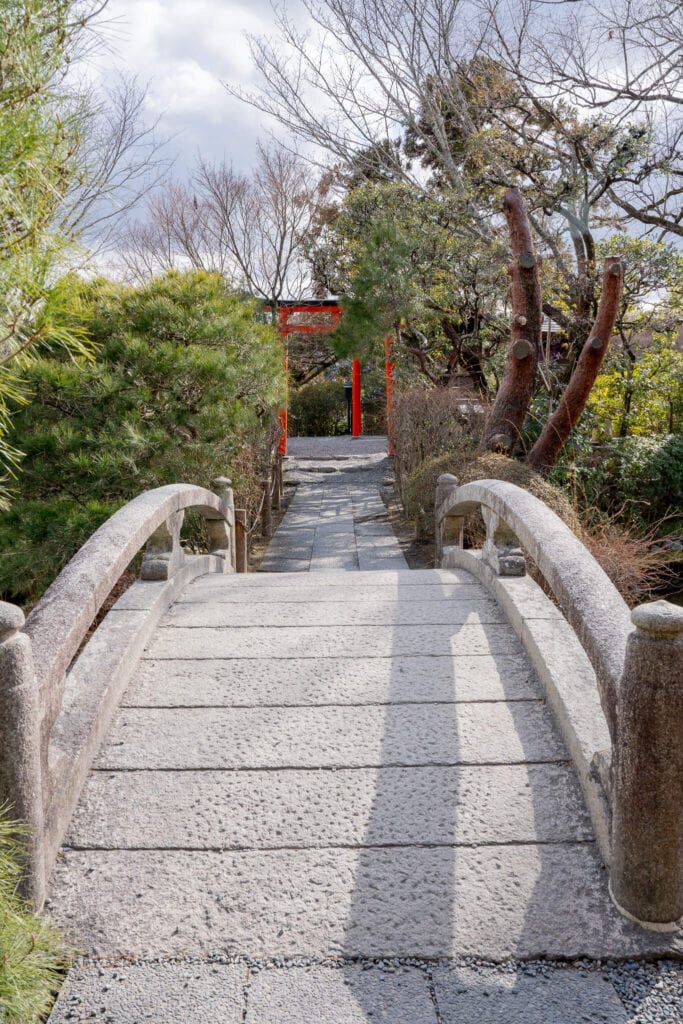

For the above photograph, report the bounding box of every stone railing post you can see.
[435,474,461,566]
[140,510,185,580]
[481,506,526,577]
[0,602,46,908]
[206,476,235,572]
[234,509,248,573]
[611,600,683,929]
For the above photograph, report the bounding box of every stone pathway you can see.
[261,436,407,572]
[47,438,682,1022]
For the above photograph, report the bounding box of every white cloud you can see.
[89,0,287,169]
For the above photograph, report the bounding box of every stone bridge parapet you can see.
[435,474,683,932]
[0,479,237,907]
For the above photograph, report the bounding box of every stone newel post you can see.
[435,474,461,566]
[611,599,683,929]
[207,476,236,572]
[0,602,46,907]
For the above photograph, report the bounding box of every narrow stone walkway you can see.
[261,436,407,572]
[47,438,682,1022]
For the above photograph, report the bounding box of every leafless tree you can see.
[226,0,490,206]
[59,74,171,253]
[231,0,681,238]
[480,0,683,237]
[122,143,331,306]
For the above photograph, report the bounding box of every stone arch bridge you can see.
[1,436,681,1022]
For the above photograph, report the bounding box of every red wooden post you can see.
[384,333,394,455]
[277,343,288,456]
[352,358,362,437]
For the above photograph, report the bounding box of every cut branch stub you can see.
[483,188,543,455]
[527,256,625,477]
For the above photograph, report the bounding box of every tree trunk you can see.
[527,256,625,476]
[483,188,543,454]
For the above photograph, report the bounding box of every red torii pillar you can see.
[384,333,394,455]
[274,302,343,454]
[351,358,362,437]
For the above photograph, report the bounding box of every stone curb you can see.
[443,546,612,865]
[44,556,223,878]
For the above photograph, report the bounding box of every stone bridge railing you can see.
[436,474,683,932]
[0,478,242,908]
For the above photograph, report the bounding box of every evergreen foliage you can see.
[0,1,105,503]
[0,810,70,1023]
[0,271,284,605]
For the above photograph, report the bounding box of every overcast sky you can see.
[92,0,288,176]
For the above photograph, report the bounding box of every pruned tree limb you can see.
[483,187,542,453]
[527,255,625,476]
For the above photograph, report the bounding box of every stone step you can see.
[176,582,480,604]
[48,844,666,960]
[94,702,565,770]
[67,764,592,849]
[127,654,539,707]
[189,568,473,588]
[145,623,520,660]
[163,597,506,628]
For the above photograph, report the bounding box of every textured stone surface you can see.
[432,965,628,1023]
[245,964,435,1024]
[68,764,592,848]
[126,653,540,706]
[438,478,632,735]
[48,962,245,1023]
[194,568,475,588]
[164,596,506,627]
[93,701,564,769]
[259,444,408,573]
[445,547,613,865]
[287,436,389,457]
[48,844,681,959]
[146,622,520,660]
[181,579,478,603]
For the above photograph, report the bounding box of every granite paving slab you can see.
[163,596,506,628]
[145,622,521,659]
[126,653,540,706]
[244,964,435,1024]
[67,763,592,849]
[431,964,628,1023]
[48,845,680,959]
[93,701,565,770]
[48,963,246,1024]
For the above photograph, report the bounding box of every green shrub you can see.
[574,434,683,526]
[0,813,70,1023]
[290,381,348,436]
[0,271,284,605]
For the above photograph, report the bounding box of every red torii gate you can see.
[270,299,393,455]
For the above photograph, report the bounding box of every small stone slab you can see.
[309,554,360,571]
[126,654,540,706]
[163,597,506,628]
[257,558,312,573]
[180,582,480,605]
[432,965,628,1023]
[145,623,520,660]
[48,962,245,1023]
[94,702,564,770]
[245,964,436,1024]
[48,845,680,959]
[67,764,592,849]
[190,569,475,588]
